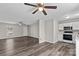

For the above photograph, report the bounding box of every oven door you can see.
[64,31,73,33]
[63,34,72,41]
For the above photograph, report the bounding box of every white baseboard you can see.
[0,36,27,39]
[39,39,46,43]
[45,40,58,43]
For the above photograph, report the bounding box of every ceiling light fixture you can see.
[39,7,43,11]
[24,3,57,15]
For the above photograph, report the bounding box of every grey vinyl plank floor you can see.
[0,36,75,56]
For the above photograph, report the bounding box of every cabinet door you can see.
[59,24,63,30]
[73,22,79,30]
[63,23,72,27]
[59,23,73,30]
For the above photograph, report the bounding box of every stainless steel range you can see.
[63,26,73,43]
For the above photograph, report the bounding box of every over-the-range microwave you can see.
[64,26,72,30]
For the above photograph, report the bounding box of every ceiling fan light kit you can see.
[39,7,43,11]
[24,3,57,15]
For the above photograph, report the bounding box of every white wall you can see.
[39,20,46,43]
[0,22,8,39]
[39,19,58,43]
[45,19,54,43]
[23,25,28,36]
[28,21,39,38]
[45,19,58,43]
[0,22,28,39]
[53,20,59,43]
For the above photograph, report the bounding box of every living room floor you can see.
[0,36,75,56]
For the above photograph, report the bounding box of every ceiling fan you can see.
[24,3,57,15]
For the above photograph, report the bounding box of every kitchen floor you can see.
[0,36,75,56]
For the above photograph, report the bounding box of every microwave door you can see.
[64,27,72,30]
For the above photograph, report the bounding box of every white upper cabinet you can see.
[73,22,79,30]
[63,23,72,27]
[59,24,63,30]
[59,23,72,30]
[59,21,79,30]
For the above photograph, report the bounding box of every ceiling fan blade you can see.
[32,9,38,14]
[42,9,47,15]
[44,6,57,9]
[24,3,37,7]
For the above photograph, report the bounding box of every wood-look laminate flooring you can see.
[0,36,75,56]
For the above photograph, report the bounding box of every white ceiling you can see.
[0,3,79,25]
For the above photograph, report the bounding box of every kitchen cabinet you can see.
[59,23,72,30]
[64,23,72,26]
[59,24,63,30]
[59,21,79,30]
[73,22,79,30]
